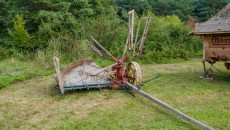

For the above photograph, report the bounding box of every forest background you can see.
[1,0,230,64]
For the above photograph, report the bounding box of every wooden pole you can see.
[90,36,117,62]
[87,39,103,57]
[124,81,214,130]
[133,19,141,58]
[137,18,151,58]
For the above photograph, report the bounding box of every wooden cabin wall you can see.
[204,34,230,63]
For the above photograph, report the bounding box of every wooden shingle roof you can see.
[189,4,230,35]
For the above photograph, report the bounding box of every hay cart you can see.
[54,10,213,129]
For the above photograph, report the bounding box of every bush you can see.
[8,14,33,51]
[0,45,10,60]
[139,14,202,63]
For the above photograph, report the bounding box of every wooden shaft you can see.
[137,18,151,58]
[131,11,134,49]
[122,34,130,61]
[90,36,117,62]
[87,40,103,57]
[140,17,154,19]
[133,19,141,58]
[124,81,214,130]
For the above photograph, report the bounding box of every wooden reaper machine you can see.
[54,10,213,129]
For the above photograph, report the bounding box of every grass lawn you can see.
[0,58,54,87]
[0,58,229,129]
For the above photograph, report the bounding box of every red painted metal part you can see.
[109,54,129,86]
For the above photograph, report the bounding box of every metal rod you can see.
[124,81,214,130]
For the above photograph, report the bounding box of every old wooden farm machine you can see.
[54,10,213,129]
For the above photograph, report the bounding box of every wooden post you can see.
[124,81,214,130]
[54,56,65,94]
[128,10,135,50]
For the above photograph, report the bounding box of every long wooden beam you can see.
[124,81,214,130]
[90,36,117,62]
[87,40,103,57]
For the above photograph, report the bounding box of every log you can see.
[124,81,214,130]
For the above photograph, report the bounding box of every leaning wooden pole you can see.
[124,81,214,130]
[90,36,117,62]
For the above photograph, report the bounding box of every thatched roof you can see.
[189,4,230,35]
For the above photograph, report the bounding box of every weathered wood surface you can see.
[87,40,104,57]
[53,56,64,93]
[137,18,151,58]
[90,36,117,62]
[133,19,142,57]
[203,34,230,62]
[124,81,214,130]
[54,57,110,93]
[62,58,93,76]
[123,10,135,60]
[190,4,230,35]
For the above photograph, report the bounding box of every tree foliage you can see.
[8,14,32,50]
[1,0,229,62]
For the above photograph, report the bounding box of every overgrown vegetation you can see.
[1,0,229,64]
[0,0,229,87]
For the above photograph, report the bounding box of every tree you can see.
[192,0,229,22]
[8,14,32,50]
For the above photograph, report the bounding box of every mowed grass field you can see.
[0,58,229,129]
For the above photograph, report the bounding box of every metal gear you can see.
[126,62,142,86]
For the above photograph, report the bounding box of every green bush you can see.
[8,14,33,50]
[139,14,202,63]
[0,45,10,60]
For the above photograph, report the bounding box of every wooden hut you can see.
[189,4,230,78]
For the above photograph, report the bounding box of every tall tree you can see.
[192,0,229,22]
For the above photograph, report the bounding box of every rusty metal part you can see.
[126,62,142,86]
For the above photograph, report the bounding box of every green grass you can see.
[0,58,229,129]
[0,58,54,87]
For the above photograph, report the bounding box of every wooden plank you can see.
[62,58,93,76]
[131,10,134,49]
[190,31,230,35]
[87,40,103,57]
[137,18,151,58]
[53,56,65,94]
[90,36,117,62]
[195,27,230,33]
[196,22,230,27]
[205,35,230,48]
[133,19,141,58]
[140,17,154,19]
[124,81,214,130]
